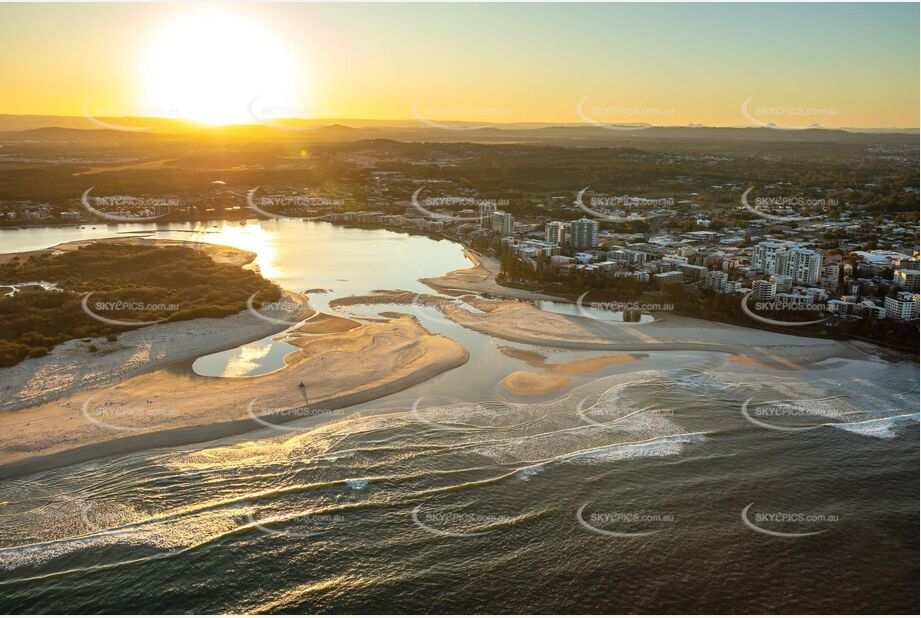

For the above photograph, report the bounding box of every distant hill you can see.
[0,113,917,136]
[0,115,917,158]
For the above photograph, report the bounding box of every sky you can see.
[0,2,918,128]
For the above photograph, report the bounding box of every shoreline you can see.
[0,237,469,478]
[0,315,469,477]
[0,231,913,481]
[0,343,467,480]
[420,248,566,302]
[439,299,876,368]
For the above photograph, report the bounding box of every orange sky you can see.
[0,3,918,128]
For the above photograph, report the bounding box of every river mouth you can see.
[0,222,918,614]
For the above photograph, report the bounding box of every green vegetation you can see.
[0,243,281,367]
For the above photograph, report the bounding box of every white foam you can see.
[827,413,919,439]
[345,478,370,490]
[560,432,706,464]
[516,464,544,480]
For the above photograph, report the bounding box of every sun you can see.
[138,9,302,125]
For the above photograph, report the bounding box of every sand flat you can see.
[443,299,867,366]
[499,370,571,396]
[0,315,468,475]
[497,346,644,375]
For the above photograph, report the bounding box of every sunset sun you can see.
[138,10,301,125]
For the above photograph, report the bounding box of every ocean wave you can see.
[560,432,707,464]
[516,464,544,480]
[501,432,707,481]
[826,413,919,439]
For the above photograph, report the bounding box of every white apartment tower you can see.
[544,221,565,245]
[491,210,515,235]
[752,280,777,301]
[752,242,822,286]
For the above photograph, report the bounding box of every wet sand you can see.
[499,370,571,396]
[441,298,868,368]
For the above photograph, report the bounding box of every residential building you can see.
[819,263,840,291]
[479,202,496,229]
[491,211,515,235]
[884,292,920,321]
[705,270,728,291]
[544,221,565,245]
[677,263,708,282]
[788,248,822,286]
[894,269,920,292]
[770,274,793,293]
[570,217,599,250]
[653,271,683,285]
[752,241,787,273]
[752,280,777,301]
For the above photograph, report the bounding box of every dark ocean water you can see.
[0,362,917,614]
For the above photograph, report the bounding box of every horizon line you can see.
[0,113,918,134]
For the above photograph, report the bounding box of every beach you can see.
[0,238,893,479]
[0,237,473,477]
[0,315,468,477]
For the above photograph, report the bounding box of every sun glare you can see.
[138,10,302,125]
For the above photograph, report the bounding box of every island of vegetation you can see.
[0,242,281,367]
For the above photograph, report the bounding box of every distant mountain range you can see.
[0,114,917,136]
